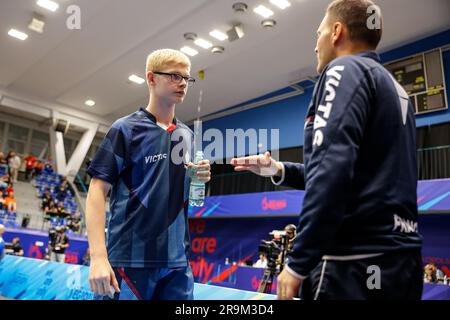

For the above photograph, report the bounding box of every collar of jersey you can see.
[139,107,177,127]
[356,50,381,63]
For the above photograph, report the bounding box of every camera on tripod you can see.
[258,230,289,270]
[257,230,290,293]
[257,225,297,293]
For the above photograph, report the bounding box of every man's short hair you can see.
[146,49,191,74]
[285,224,297,233]
[326,0,383,49]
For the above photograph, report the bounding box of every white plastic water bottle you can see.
[189,151,205,207]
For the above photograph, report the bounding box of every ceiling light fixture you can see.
[28,13,45,33]
[180,46,199,57]
[8,29,28,41]
[128,74,146,85]
[254,5,274,18]
[85,100,96,107]
[211,46,225,54]
[183,32,198,41]
[261,19,277,29]
[194,38,213,49]
[37,0,59,12]
[232,2,248,14]
[269,0,291,10]
[209,30,228,41]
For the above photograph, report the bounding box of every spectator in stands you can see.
[0,224,5,261]
[428,262,445,283]
[424,264,438,283]
[7,151,21,183]
[44,200,58,217]
[50,226,69,263]
[5,183,14,197]
[68,212,82,234]
[56,202,69,219]
[4,192,17,213]
[44,160,54,174]
[254,253,268,269]
[0,175,9,191]
[11,237,23,256]
[47,227,57,257]
[0,152,7,165]
[41,189,52,210]
[0,193,5,210]
[24,153,37,181]
[56,185,67,201]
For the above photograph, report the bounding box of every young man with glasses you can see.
[86,49,211,300]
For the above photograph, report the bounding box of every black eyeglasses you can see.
[153,72,195,86]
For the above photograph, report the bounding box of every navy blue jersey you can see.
[88,108,194,268]
[277,52,422,277]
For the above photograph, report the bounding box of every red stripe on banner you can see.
[195,207,208,217]
[116,267,143,300]
[208,254,254,283]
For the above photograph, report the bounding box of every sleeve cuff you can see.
[284,264,307,280]
[86,168,115,185]
[270,162,285,186]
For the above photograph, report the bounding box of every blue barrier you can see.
[0,255,275,300]
[189,180,450,218]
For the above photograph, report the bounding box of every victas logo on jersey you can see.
[145,153,167,164]
[313,65,345,147]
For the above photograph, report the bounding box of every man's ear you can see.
[147,71,155,86]
[331,22,344,46]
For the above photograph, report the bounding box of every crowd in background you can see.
[0,151,19,226]
[0,150,84,265]
[424,262,450,285]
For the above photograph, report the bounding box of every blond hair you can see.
[146,49,191,74]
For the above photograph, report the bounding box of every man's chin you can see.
[173,96,185,104]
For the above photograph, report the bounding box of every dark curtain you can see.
[416,123,450,180]
[208,147,303,196]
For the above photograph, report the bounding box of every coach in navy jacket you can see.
[232,0,422,300]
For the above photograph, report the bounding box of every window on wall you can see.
[30,130,49,157]
[6,124,29,155]
[7,140,25,154]
[8,124,28,141]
